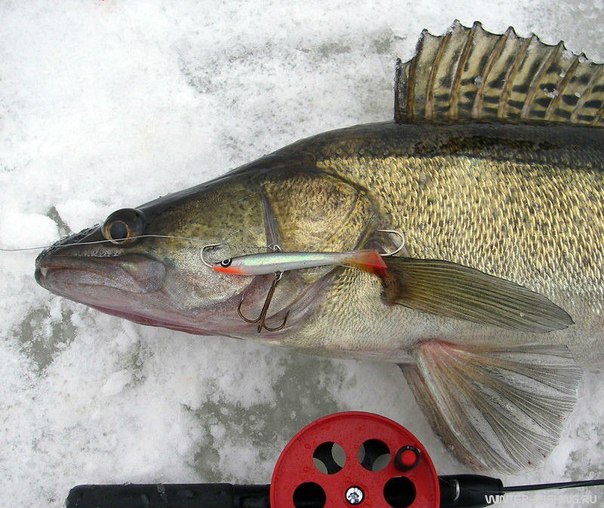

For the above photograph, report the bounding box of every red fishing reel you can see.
[271,412,439,508]
[66,411,603,508]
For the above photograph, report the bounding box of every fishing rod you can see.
[66,412,604,508]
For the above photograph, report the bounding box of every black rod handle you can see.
[439,475,504,507]
[66,484,270,508]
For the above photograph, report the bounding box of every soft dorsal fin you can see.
[395,21,604,127]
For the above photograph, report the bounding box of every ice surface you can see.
[1,1,603,507]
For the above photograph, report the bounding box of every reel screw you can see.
[345,486,364,505]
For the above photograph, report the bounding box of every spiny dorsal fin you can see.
[395,21,604,127]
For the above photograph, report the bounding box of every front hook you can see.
[200,243,222,268]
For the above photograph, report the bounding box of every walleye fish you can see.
[35,22,604,473]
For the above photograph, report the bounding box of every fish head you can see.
[35,161,383,338]
[34,175,283,336]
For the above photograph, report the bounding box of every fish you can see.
[35,21,604,473]
[207,248,389,276]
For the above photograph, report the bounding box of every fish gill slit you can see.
[260,187,282,250]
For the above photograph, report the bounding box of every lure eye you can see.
[220,258,232,267]
[102,208,146,245]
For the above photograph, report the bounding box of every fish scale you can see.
[314,123,604,311]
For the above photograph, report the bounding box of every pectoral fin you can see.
[400,341,581,472]
[382,257,573,333]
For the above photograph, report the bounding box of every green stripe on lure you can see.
[205,248,389,277]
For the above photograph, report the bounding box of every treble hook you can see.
[377,229,405,257]
[238,271,289,333]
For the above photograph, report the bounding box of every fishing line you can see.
[502,478,604,492]
[0,234,214,252]
[0,235,279,253]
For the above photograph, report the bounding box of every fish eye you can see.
[220,258,232,267]
[102,208,146,245]
[108,220,129,241]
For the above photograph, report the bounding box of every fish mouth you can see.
[33,227,330,337]
[35,253,167,295]
[34,252,181,329]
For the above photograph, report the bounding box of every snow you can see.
[1,1,603,507]
[0,212,57,249]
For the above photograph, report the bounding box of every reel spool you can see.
[270,412,440,508]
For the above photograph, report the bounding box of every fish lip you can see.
[85,303,243,335]
[35,252,179,330]
[35,252,167,295]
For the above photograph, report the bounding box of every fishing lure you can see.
[204,248,388,277]
[201,231,404,332]
[200,230,405,277]
[221,248,390,333]
[225,250,388,333]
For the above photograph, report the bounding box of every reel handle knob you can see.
[394,446,421,471]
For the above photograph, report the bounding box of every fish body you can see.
[35,22,604,472]
[271,121,604,361]
[211,249,388,276]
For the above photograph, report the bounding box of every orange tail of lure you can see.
[345,250,389,278]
